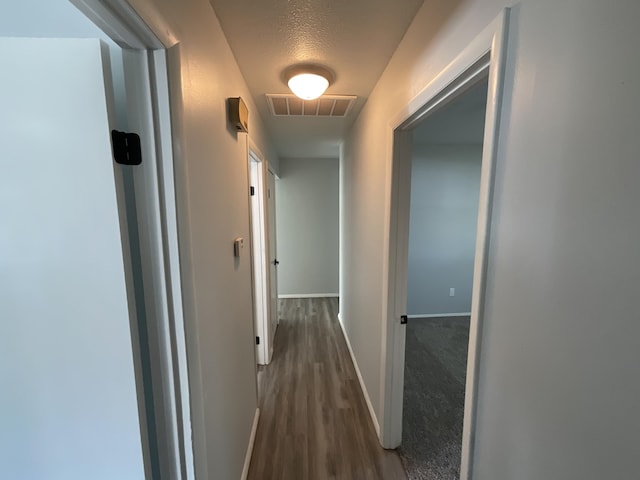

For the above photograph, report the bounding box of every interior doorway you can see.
[1,2,193,478]
[382,10,511,480]
[248,145,272,366]
[399,79,488,479]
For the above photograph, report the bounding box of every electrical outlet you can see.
[449,287,455,297]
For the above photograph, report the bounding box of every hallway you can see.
[248,298,406,479]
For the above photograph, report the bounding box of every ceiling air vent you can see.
[266,94,357,118]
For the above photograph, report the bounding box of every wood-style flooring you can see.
[248,297,406,480]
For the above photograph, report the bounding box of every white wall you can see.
[0,37,145,479]
[111,0,279,478]
[407,144,482,315]
[276,157,339,297]
[0,4,142,478]
[1,0,113,36]
[0,0,128,128]
[341,0,640,478]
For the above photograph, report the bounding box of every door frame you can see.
[248,139,272,365]
[71,1,193,479]
[266,167,280,337]
[381,9,511,479]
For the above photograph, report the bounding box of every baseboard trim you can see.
[407,312,471,319]
[337,313,381,436]
[278,293,339,299]
[241,408,260,480]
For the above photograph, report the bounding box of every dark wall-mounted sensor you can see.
[111,130,142,165]
[228,97,249,133]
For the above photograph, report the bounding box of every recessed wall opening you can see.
[382,11,510,480]
[248,144,280,378]
[400,78,488,478]
[1,2,193,478]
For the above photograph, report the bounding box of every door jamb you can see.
[70,1,193,479]
[70,0,176,49]
[381,9,511,479]
[247,139,272,366]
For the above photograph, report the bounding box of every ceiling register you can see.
[266,94,357,118]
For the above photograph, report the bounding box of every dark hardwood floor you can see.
[248,297,406,480]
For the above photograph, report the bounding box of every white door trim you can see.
[147,49,195,480]
[248,139,272,365]
[69,2,193,479]
[70,0,177,49]
[381,9,511,479]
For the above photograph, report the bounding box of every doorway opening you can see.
[382,10,511,480]
[399,78,488,478]
[0,1,193,479]
[248,145,272,368]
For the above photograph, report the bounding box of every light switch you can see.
[234,237,244,257]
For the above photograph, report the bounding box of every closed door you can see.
[0,38,145,478]
[249,155,269,365]
[267,170,279,338]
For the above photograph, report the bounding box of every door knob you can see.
[273,259,280,266]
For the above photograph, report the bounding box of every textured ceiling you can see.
[414,78,489,145]
[210,0,425,158]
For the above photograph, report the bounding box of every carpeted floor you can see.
[398,316,470,480]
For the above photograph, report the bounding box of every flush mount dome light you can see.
[284,65,334,100]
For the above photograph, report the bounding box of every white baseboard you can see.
[337,313,381,436]
[407,312,471,319]
[278,293,339,299]
[241,408,260,480]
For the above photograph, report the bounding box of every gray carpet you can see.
[398,316,470,480]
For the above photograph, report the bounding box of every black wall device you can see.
[111,130,142,165]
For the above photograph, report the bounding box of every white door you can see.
[0,38,145,479]
[249,155,269,365]
[267,170,279,340]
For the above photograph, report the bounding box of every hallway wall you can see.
[276,157,339,297]
[341,0,640,478]
[125,0,278,478]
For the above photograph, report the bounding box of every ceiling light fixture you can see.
[284,65,334,100]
